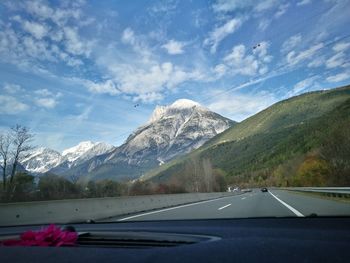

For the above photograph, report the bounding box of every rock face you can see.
[63,99,235,181]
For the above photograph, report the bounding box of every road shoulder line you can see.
[269,191,304,217]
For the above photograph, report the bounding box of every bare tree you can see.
[0,133,11,189]
[202,158,214,192]
[9,125,34,184]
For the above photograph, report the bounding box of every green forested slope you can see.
[146,86,350,189]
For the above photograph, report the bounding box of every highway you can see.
[113,189,350,221]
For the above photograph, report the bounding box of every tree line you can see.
[0,125,227,203]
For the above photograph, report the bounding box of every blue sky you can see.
[0,0,350,151]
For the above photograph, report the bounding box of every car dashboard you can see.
[1,217,350,262]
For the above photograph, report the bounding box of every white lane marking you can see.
[269,191,304,217]
[117,195,239,221]
[218,204,231,210]
[241,197,246,200]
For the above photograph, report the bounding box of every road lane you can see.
[271,189,350,216]
[112,189,350,222]
[218,204,231,210]
[114,190,292,221]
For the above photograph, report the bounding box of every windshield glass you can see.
[0,0,350,225]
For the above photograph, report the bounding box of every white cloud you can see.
[0,95,29,114]
[326,52,346,69]
[255,0,279,12]
[0,2,92,69]
[35,97,57,109]
[121,27,136,45]
[287,76,319,97]
[332,41,350,52]
[281,34,302,53]
[258,19,271,31]
[212,0,279,13]
[326,71,350,83]
[132,92,164,103]
[286,43,324,66]
[34,89,62,109]
[274,3,290,18]
[207,90,277,121]
[22,20,49,39]
[218,42,272,77]
[213,64,228,77]
[162,40,185,55]
[95,28,209,102]
[308,57,325,68]
[63,26,92,57]
[120,27,151,59]
[85,80,120,95]
[204,18,243,53]
[3,83,23,94]
[25,1,82,27]
[34,89,54,97]
[21,36,58,62]
[26,1,54,20]
[212,0,253,13]
[297,0,312,6]
[114,62,202,94]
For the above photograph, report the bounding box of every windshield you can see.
[0,0,350,225]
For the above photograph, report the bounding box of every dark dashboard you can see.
[1,217,350,262]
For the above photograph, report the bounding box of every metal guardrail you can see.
[285,187,350,198]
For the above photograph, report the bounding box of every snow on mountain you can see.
[21,147,62,174]
[65,99,235,181]
[62,141,96,162]
[66,142,115,167]
[148,99,203,123]
[21,142,115,175]
[170,98,201,109]
[119,99,233,162]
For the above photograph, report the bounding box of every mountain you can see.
[63,99,235,181]
[21,141,115,175]
[145,86,350,188]
[49,141,115,174]
[21,147,62,174]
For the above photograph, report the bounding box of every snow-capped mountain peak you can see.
[148,105,167,123]
[76,98,236,181]
[148,99,205,123]
[170,99,201,109]
[62,141,98,162]
[21,147,62,174]
[20,141,115,175]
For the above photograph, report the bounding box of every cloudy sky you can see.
[0,0,349,151]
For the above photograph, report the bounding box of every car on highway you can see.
[261,188,268,192]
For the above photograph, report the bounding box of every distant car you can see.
[261,188,268,192]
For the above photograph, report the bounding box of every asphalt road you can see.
[113,189,350,221]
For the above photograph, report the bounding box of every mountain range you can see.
[21,99,234,181]
[21,141,115,175]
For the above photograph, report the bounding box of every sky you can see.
[0,0,350,151]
